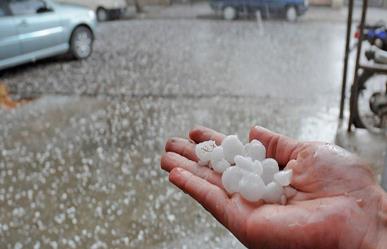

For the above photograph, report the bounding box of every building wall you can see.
[309,0,332,5]
[139,0,171,5]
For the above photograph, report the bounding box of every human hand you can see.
[161,126,387,249]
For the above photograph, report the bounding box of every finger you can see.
[283,186,297,199]
[161,152,223,187]
[249,126,303,166]
[169,168,230,227]
[189,126,225,145]
[165,137,198,161]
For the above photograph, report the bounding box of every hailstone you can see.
[239,173,266,202]
[245,140,266,161]
[221,135,245,164]
[263,181,283,203]
[261,158,279,184]
[273,170,293,186]
[212,159,231,174]
[221,166,244,194]
[195,140,217,163]
[234,155,262,175]
[211,146,224,163]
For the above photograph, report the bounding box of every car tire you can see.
[285,6,297,22]
[70,26,93,60]
[96,7,108,22]
[223,6,237,20]
[352,71,373,129]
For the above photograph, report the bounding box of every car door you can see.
[8,0,65,55]
[0,1,21,61]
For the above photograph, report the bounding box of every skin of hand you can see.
[160,126,387,249]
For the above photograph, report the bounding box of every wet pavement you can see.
[0,17,347,248]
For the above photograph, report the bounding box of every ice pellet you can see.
[222,166,244,194]
[246,140,266,161]
[239,173,265,202]
[211,146,224,163]
[273,170,293,186]
[234,155,254,172]
[195,140,217,163]
[252,160,263,175]
[261,158,279,184]
[234,155,262,175]
[263,181,283,203]
[212,159,231,174]
[221,135,245,164]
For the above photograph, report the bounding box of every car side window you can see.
[8,0,46,15]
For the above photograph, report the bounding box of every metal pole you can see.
[382,148,387,191]
[348,0,368,132]
[339,0,354,119]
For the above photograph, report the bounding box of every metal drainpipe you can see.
[382,148,387,191]
[339,0,354,120]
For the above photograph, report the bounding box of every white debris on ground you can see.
[196,135,293,204]
[0,15,343,249]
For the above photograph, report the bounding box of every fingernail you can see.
[255,125,269,132]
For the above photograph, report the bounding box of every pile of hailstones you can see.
[195,135,293,204]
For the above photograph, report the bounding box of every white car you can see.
[58,0,127,21]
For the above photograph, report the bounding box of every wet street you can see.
[0,17,345,248]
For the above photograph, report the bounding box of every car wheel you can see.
[70,26,93,60]
[223,6,237,20]
[286,6,297,22]
[96,7,108,22]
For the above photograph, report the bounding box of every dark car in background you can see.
[209,0,308,21]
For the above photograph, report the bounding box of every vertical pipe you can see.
[381,147,387,191]
[339,0,354,119]
[348,0,368,132]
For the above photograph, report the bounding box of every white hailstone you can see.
[222,166,245,194]
[14,242,23,249]
[273,170,293,186]
[252,160,263,175]
[245,140,266,161]
[195,140,217,163]
[33,241,40,249]
[263,181,283,204]
[211,146,224,163]
[234,155,254,171]
[212,159,230,174]
[221,135,245,164]
[261,158,279,184]
[239,173,266,202]
[234,156,262,175]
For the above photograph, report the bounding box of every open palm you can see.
[161,126,386,249]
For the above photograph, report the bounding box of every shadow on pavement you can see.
[0,55,76,77]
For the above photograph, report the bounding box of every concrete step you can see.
[335,121,387,190]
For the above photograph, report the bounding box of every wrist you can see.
[347,184,387,249]
[375,186,387,249]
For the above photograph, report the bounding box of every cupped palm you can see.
[160,126,383,249]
